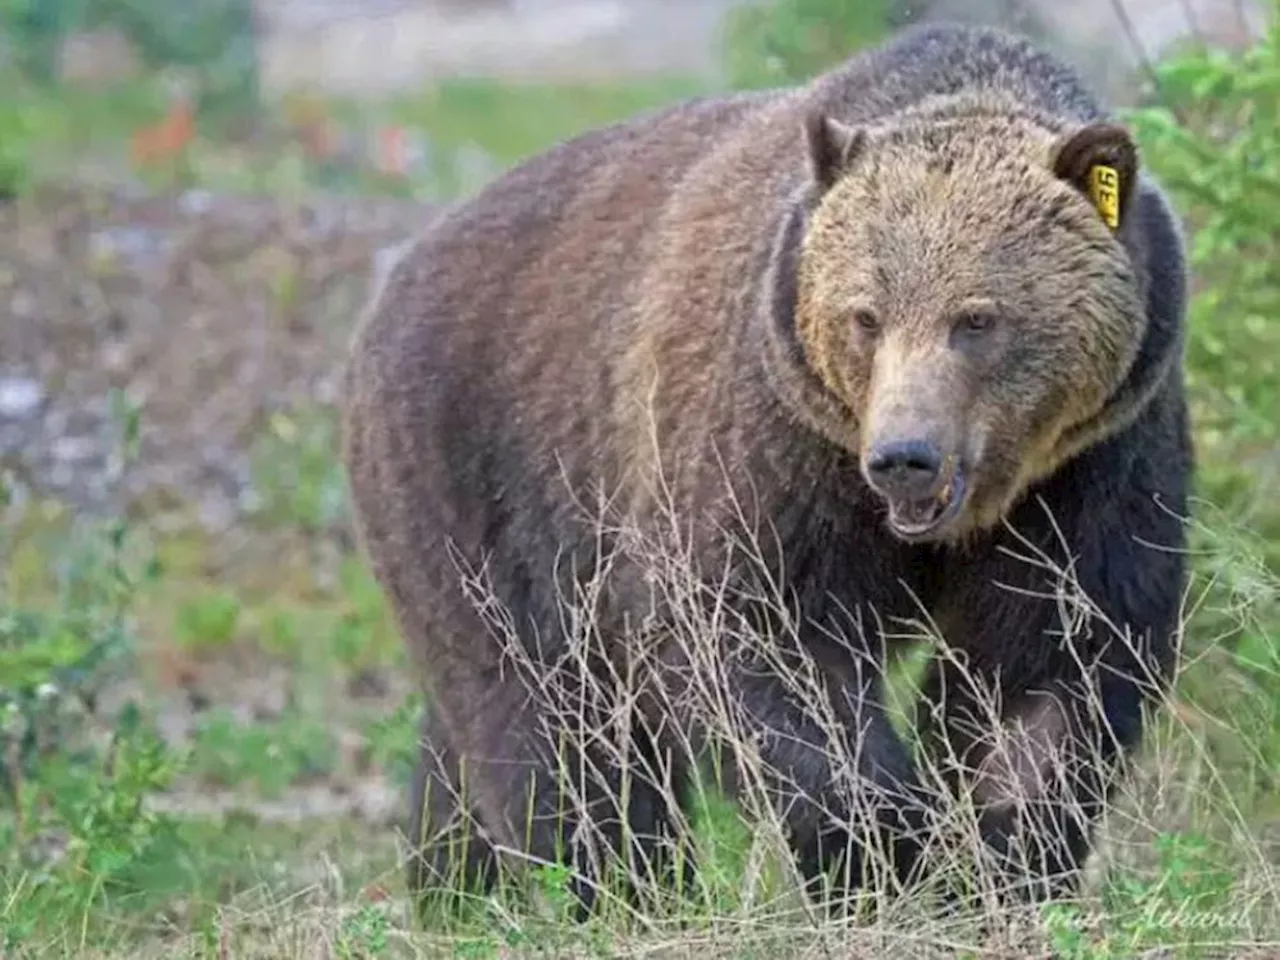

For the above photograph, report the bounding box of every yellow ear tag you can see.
[1088,164,1120,230]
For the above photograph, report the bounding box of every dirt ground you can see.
[0,183,429,532]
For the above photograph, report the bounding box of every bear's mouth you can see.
[885,459,967,541]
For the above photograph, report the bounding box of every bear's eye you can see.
[853,309,881,334]
[953,311,998,335]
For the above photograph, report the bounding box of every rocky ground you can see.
[0,183,429,533]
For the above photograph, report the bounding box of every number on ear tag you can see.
[1088,164,1120,230]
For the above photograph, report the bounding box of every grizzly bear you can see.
[342,21,1191,914]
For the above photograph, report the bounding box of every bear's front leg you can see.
[716,644,935,906]
[917,457,1187,905]
[918,660,1167,904]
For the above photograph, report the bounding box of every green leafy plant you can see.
[0,393,189,951]
[1124,8,1280,786]
[188,708,338,797]
[1128,12,1280,548]
[174,589,242,650]
[249,406,351,534]
[336,903,391,959]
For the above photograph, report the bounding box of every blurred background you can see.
[1,1,1278,957]
[0,0,1269,201]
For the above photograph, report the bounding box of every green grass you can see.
[380,75,712,165]
[248,406,352,535]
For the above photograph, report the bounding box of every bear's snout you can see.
[861,433,967,541]
[865,439,944,501]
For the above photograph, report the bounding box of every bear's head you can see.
[792,97,1157,544]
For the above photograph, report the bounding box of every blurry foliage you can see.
[174,589,243,650]
[0,395,189,950]
[249,406,351,535]
[87,0,260,119]
[1,394,148,794]
[188,708,338,798]
[0,0,259,117]
[1127,11,1280,556]
[1123,8,1280,788]
[0,0,74,82]
[0,98,39,198]
[721,0,895,89]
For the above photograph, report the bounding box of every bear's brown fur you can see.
[342,21,1191,913]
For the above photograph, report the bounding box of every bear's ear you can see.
[804,111,867,191]
[1048,122,1139,231]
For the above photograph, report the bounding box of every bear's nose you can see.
[865,440,943,500]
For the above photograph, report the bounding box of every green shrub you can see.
[0,0,79,83]
[1126,9,1280,732]
[1127,11,1280,547]
[0,395,188,951]
[720,0,894,89]
[1,0,259,119]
